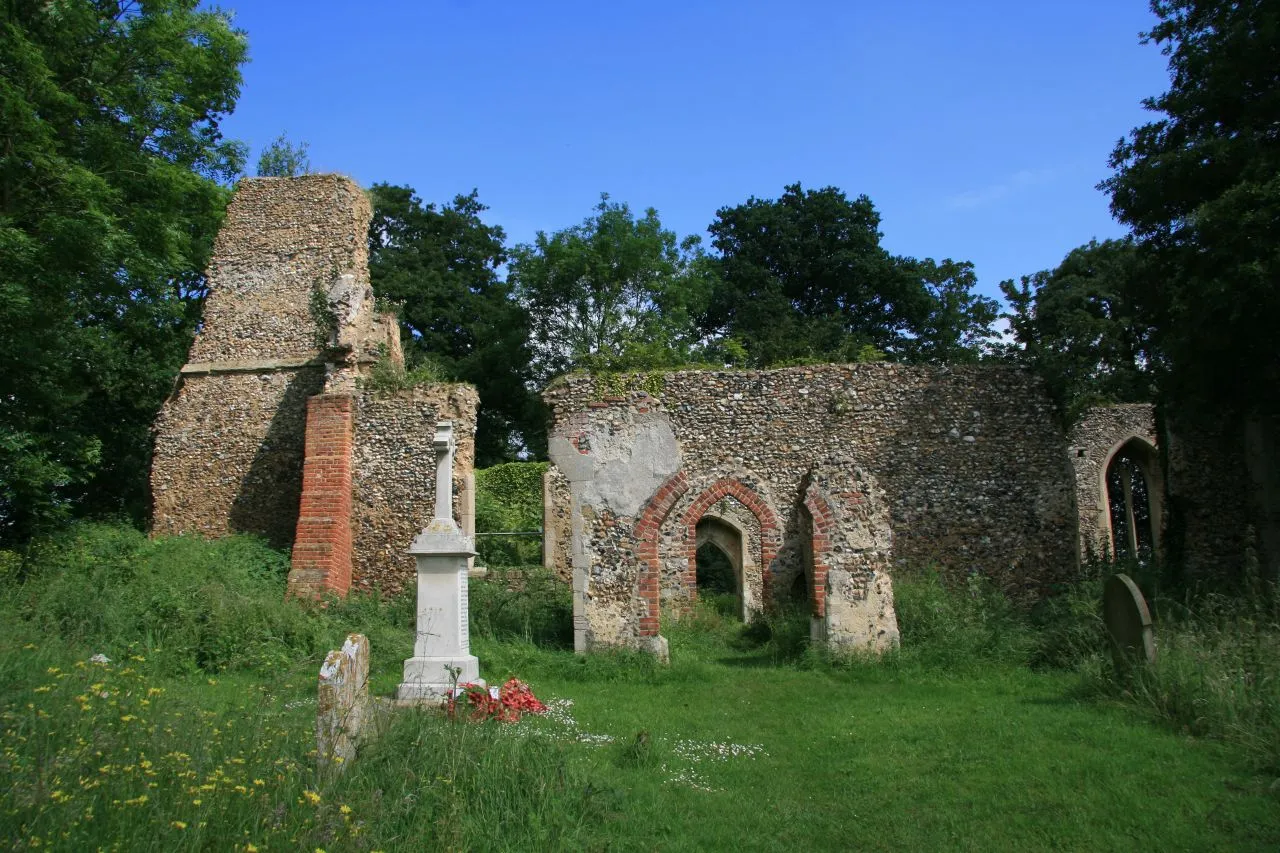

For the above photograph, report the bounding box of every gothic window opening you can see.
[1106,444,1156,563]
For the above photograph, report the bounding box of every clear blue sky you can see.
[218,1,1170,305]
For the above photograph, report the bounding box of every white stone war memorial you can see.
[396,421,484,700]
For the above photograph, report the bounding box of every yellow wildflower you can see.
[171,821,187,830]
[124,794,148,806]
[302,789,321,806]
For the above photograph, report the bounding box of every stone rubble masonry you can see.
[287,394,356,598]
[1069,404,1159,561]
[1165,410,1280,584]
[152,368,326,548]
[317,633,370,771]
[544,364,1086,655]
[351,384,479,596]
[542,466,572,583]
[804,463,899,652]
[151,175,478,598]
[186,175,378,365]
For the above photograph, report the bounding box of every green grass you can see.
[2,524,1279,851]
[477,622,1280,852]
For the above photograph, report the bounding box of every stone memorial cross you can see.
[396,420,483,700]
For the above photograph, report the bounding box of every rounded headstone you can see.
[1103,573,1156,670]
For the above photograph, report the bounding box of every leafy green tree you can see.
[367,184,541,462]
[998,239,1155,423]
[0,0,247,543]
[906,258,1000,364]
[508,195,714,383]
[703,184,992,366]
[256,132,311,177]
[1102,0,1280,416]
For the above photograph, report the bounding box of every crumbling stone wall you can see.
[1164,410,1280,584]
[151,175,476,597]
[352,384,479,595]
[545,364,1078,655]
[542,466,572,584]
[152,368,325,548]
[802,462,898,652]
[1069,404,1160,561]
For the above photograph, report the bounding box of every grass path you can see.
[480,641,1280,852]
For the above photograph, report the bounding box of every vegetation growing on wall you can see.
[475,462,547,568]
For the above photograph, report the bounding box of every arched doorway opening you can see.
[695,516,747,619]
[1103,437,1162,563]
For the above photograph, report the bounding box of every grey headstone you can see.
[1103,573,1156,670]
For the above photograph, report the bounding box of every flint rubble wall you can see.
[1069,404,1159,560]
[151,175,475,596]
[352,385,479,595]
[544,364,1081,650]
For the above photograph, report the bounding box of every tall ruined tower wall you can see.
[151,175,475,595]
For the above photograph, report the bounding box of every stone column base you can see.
[396,655,483,700]
[639,635,670,664]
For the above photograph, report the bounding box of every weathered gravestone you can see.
[1103,573,1156,671]
[317,632,370,771]
[396,421,484,700]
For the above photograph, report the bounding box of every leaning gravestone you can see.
[1103,573,1156,671]
[317,632,370,771]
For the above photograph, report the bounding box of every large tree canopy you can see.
[703,184,995,366]
[367,184,542,463]
[1102,0,1280,416]
[0,0,247,542]
[508,195,714,384]
[999,239,1155,423]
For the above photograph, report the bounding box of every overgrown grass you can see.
[470,567,573,649]
[4,524,1280,850]
[1115,584,1280,773]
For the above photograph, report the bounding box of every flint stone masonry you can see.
[1165,411,1280,584]
[1069,404,1160,561]
[152,368,326,548]
[151,175,477,597]
[545,364,1079,655]
[353,385,479,596]
[186,176,380,365]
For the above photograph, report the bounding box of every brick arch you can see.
[632,471,690,637]
[802,485,838,618]
[679,479,782,606]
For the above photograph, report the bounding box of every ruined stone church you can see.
[152,175,1265,660]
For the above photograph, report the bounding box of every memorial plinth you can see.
[396,421,483,701]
